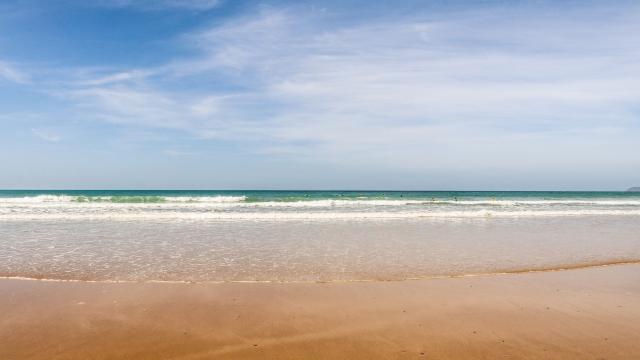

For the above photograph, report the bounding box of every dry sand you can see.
[2,264,640,359]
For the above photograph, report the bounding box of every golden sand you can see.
[2,264,640,359]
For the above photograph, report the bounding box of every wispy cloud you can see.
[94,0,221,11]
[31,128,61,142]
[0,60,28,84]
[20,3,640,179]
[76,69,157,86]
[163,149,200,156]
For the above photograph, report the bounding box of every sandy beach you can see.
[2,264,640,360]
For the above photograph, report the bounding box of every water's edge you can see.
[3,259,639,284]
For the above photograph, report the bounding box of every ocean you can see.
[1,190,639,282]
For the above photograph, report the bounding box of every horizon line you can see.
[0,189,635,192]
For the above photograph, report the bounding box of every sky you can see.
[0,0,639,190]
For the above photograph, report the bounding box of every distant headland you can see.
[627,187,640,192]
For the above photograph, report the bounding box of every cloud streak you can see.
[0,60,28,84]
[93,0,221,11]
[31,128,61,142]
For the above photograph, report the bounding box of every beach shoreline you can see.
[2,263,639,359]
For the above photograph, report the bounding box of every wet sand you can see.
[2,265,640,359]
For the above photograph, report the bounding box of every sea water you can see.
[1,190,639,282]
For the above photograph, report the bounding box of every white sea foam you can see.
[0,195,77,203]
[0,195,247,203]
[1,209,640,221]
[152,196,247,203]
[2,194,640,221]
[2,196,640,207]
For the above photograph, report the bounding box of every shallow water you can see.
[1,214,639,282]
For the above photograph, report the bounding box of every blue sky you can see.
[0,0,639,190]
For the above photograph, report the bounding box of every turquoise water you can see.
[1,190,638,203]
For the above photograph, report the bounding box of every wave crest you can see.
[0,195,247,203]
